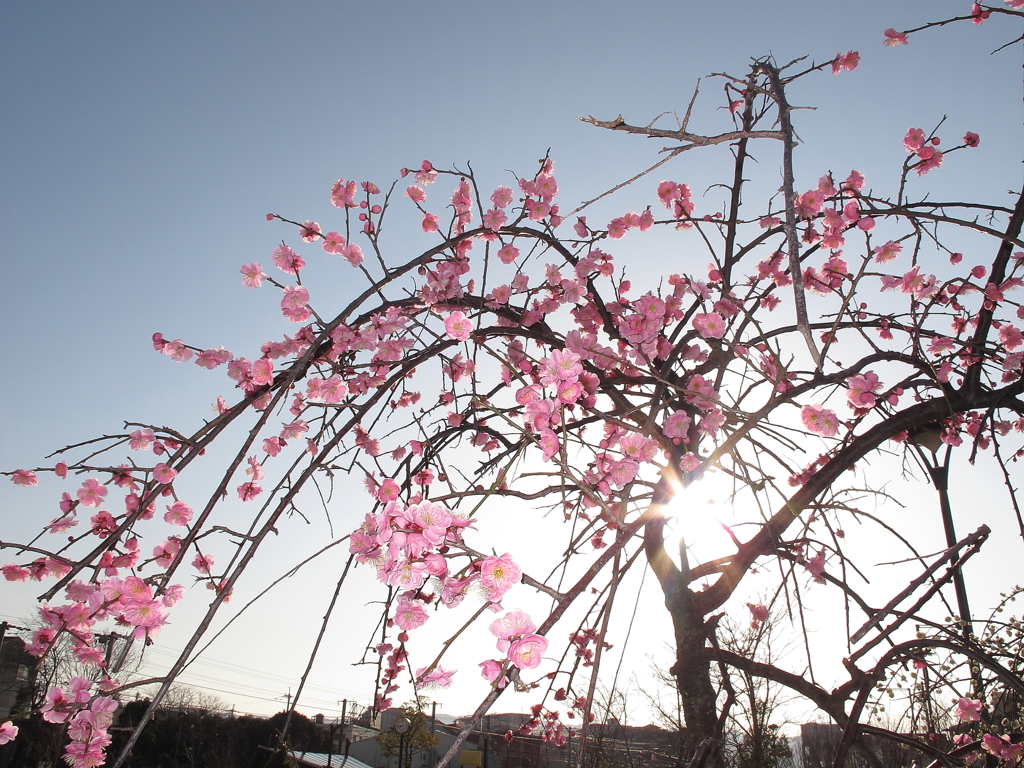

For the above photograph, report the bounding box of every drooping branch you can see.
[697,380,1024,614]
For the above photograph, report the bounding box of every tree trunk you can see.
[669,597,723,768]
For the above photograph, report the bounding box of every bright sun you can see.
[663,469,742,566]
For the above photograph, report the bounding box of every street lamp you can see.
[395,716,412,768]
[909,429,974,642]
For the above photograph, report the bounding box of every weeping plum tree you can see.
[4,6,1024,768]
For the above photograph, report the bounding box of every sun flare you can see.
[663,470,741,565]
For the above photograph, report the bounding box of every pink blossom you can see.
[883,28,908,47]
[272,244,305,274]
[162,339,192,362]
[843,170,865,191]
[490,610,537,651]
[280,420,308,440]
[153,464,177,484]
[748,603,769,628]
[539,349,582,386]
[663,411,692,442]
[538,429,560,462]
[955,697,982,722]
[444,311,472,341]
[497,244,519,264]
[847,371,882,409]
[298,220,321,242]
[491,186,514,208]
[331,179,358,208]
[322,231,346,254]
[982,733,1022,762]
[794,190,823,219]
[405,185,426,203]
[336,243,362,267]
[915,147,943,175]
[607,217,628,239]
[123,598,167,630]
[243,456,265,483]
[46,515,77,534]
[805,549,827,583]
[508,634,548,669]
[237,481,263,501]
[903,128,926,153]
[416,161,437,186]
[163,501,193,527]
[999,324,1024,350]
[0,721,18,744]
[11,469,37,487]
[240,263,266,288]
[525,199,550,221]
[393,597,428,630]
[872,241,902,263]
[479,659,508,688]
[90,510,116,538]
[422,212,439,233]
[692,312,726,339]
[192,552,214,574]
[832,50,859,74]
[374,478,399,504]
[801,405,840,437]
[899,266,937,300]
[280,285,311,323]
[699,410,726,436]
[76,478,107,507]
[483,208,507,231]
[684,374,718,411]
[535,174,558,201]
[163,583,185,607]
[195,347,232,369]
[416,666,455,689]
[152,538,180,568]
[3,565,30,582]
[480,553,522,602]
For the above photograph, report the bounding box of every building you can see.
[0,633,34,721]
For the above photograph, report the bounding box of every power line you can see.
[138,645,372,700]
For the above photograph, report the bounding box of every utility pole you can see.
[430,701,439,768]
[911,432,984,703]
[97,633,117,668]
[483,716,490,768]
[910,434,975,639]
[337,699,348,762]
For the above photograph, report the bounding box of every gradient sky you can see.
[2,1,1022,724]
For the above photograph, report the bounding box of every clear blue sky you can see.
[2,1,1021,721]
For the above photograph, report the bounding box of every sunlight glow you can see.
[663,470,740,566]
